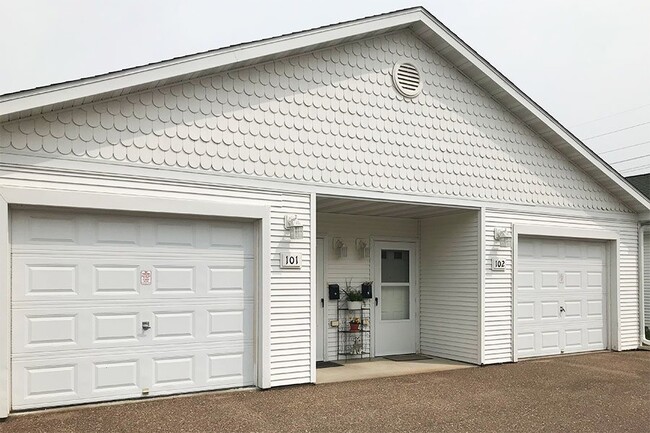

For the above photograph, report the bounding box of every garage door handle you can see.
[142,321,151,331]
[559,306,565,313]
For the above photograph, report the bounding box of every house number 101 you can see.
[280,252,302,269]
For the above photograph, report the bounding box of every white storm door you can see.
[374,242,416,356]
[316,238,325,362]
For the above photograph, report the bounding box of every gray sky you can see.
[3,0,650,175]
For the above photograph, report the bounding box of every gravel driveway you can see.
[1,351,648,433]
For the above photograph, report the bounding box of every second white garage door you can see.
[11,209,256,410]
[516,237,607,359]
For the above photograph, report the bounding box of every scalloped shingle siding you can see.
[0,30,628,212]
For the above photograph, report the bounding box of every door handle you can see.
[375,297,379,306]
[142,321,151,331]
[559,306,565,313]
[320,298,324,308]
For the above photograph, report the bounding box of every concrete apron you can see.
[316,356,473,384]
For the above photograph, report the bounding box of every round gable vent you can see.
[392,63,422,97]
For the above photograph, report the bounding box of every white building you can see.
[1,7,649,416]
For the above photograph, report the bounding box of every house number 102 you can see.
[280,252,302,269]
[491,258,506,271]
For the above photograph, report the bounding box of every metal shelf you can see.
[337,300,370,361]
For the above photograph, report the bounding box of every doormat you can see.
[384,354,431,362]
[316,361,343,369]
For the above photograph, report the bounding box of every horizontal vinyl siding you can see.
[419,211,480,364]
[484,209,639,364]
[317,213,418,360]
[269,194,312,387]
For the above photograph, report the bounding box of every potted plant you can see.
[349,317,361,332]
[343,283,364,310]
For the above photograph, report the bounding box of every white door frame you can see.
[511,224,620,362]
[370,238,419,357]
[315,237,329,362]
[0,186,272,418]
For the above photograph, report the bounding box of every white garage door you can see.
[516,237,607,359]
[11,209,255,410]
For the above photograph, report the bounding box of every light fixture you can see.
[333,238,348,258]
[494,228,513,247]
[355,238,370,258]
[284,215,304,240]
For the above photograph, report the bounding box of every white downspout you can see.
[640,223,650,347]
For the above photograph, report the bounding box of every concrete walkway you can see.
[1,351,648,433]
[317,356,472,383]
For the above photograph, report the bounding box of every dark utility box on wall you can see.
[328,284,340,300]
[361,282,372,299]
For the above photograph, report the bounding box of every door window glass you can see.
[381,250,409,283]
[381,249,410,320]
[381,285,409,320]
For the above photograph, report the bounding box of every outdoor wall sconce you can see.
[284,215,304,240]
[494,228,513,247]
[333,238,348,258]
[355,238,370,258]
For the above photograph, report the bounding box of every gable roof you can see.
[1,7,650,217]
[627,173,650,200]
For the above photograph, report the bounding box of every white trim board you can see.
[640,226,649,346]
[0,187,273,418]
[511,224,621,362]
[309,194,317,381]
[0,196,9,419]
[478,207,486,365]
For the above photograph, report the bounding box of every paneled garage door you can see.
[11,209,255,410]
[516,237,607,359]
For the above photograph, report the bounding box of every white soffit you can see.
[316,197,472,219]
[1,7,649,214]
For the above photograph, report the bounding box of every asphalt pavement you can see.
[1,351,648,433]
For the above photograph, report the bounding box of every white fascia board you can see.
[0,186,269,220]
[416,13,650,214]
[0,10,420,117]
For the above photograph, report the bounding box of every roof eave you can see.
[0,8,422,118]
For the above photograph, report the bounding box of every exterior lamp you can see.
[334,238,348,258]
[284,215,304,240]
[494,228,513,248]
[356,238,370,258]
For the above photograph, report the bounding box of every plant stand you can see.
[337,300,370,360]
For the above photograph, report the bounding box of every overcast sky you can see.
[2,0,650,175]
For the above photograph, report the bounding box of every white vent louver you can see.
[392,63,422,97]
